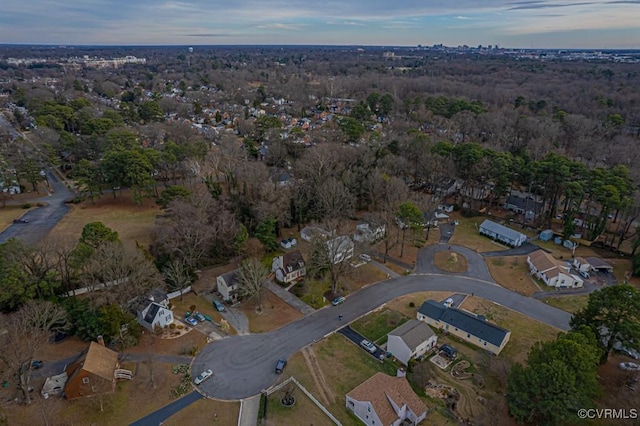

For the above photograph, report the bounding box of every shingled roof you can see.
[82,342,118,381]
[347,372,427,425]
[418,300,510,347]
[388,319,435,351]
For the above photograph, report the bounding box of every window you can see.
[484,342,487,346]
[349,401,354,407]
[368,407,371,412]
[82,377,89,384]
[467,333,471,338]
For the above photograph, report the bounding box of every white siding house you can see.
[479,219,527,247]
[387,320,437,365]
[217,269,240,303]
[346,372,428,426]
[527,250,584,288]
[137,302,174,331]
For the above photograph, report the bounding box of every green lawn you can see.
[350,308,410,345]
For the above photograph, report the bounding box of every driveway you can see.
[439,222,455,243]
[415,244,494,282]
[338,326,384,360]
[0,170,72,245]
[129,391,203,426]
[192,271,571,400]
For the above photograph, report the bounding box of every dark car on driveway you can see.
[275,358,287,374]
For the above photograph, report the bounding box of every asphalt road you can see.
[416,243,494,282]
[0,170,72,245]
[482,242,543,257]
[192,273,572,400]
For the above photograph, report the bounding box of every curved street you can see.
[0,170,72,245]
[193,272,571,400]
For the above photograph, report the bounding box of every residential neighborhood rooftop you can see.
[388,319,436,351]
[418,300,510,347]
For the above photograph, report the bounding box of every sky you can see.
[1,0,639,48]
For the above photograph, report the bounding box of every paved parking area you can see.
[337,325,385,360]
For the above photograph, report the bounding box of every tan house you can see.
[346,372,428,426]
[63,340,119,400]
[417,300,511,355]
[527,250,583,288]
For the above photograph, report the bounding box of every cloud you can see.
[0,0,637,47]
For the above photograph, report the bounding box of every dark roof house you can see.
[417,300,511,354]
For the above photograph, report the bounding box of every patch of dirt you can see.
[434,251,469,273]
[301,347,335,406]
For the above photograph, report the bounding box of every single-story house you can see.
[280,237,297,250]
[353,222,386,243]
[478,219,527,247]
[504,190,544,221]
[272,250,306,284]
[326,235,354,264]
[585,257,614,272]
[300,226,331,242]
[64,339,119,400]
[217,269,240,303]
[387,320,437,365]
[417,300,511,355]
[346,372,428,426]
[527,250,583,288]
[573,257,592,272]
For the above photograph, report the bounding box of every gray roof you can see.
[479,219,526,242]
[505,193,543,213]
[219,269,239,285]
[585,257,614,270]
[388,319,435,350]
[143,302,161,324]
[418,300,509,347]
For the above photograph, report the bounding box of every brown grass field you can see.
[48,192,160,248]
[486,256,541,296]
[542,295,589,313]
[433,250,468,273]
[0,205,36,231]
[164,399,240,425]
[243,289,304,333]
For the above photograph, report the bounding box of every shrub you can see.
[176,324,184,330]
[409,302,415,308]
[21,203,31,209]
[169,323,176,330]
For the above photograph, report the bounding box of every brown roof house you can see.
[527,250,583,288]
[271,250,306,284]
[346,371,428,426]
[63,338,119,400]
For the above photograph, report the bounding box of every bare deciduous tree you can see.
[236,258,270,311]
[0,301,68,404]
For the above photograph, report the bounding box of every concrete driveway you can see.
[0,170,72,245]
[482,243,543,257]
[415,243,494,282]
[192,272,571,400]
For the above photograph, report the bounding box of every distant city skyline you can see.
[1,1,639,49]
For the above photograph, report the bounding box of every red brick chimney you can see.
[97,335,105,346]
